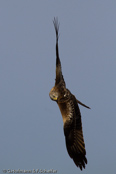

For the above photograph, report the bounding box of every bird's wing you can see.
[53,17,65,86]
[63,96,87,170]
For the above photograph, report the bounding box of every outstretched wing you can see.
[53,17,65,86]
[63,96,87,170]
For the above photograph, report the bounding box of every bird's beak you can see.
[51,96,58,101]
[53,97,58,101]
[49,93,58,101]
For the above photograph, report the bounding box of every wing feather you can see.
[53,17,65,86]
[63,96,87,170]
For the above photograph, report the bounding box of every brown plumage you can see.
[49,18,90,170]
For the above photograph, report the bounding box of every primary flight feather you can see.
[49,17,90,170]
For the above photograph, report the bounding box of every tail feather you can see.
[76,99,90,109]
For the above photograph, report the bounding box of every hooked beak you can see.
[49,93,58,101]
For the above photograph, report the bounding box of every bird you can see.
[49,17,90,170]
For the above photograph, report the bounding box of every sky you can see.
[0,0,116,174]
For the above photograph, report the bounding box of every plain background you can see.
[0,1,116,174]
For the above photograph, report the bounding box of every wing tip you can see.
[73,154,87,170]
[53,17,60,39]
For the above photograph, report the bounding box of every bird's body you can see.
[49,18,90,170]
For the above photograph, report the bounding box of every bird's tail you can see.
[76,99,90,109]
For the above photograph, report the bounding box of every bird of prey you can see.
[49,18,90,170]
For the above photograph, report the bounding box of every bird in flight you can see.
[49,18,90,170]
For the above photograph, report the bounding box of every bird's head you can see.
[49,84,69,103]
[49,87,59,102]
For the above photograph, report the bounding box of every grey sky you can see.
[0,1,116,174]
